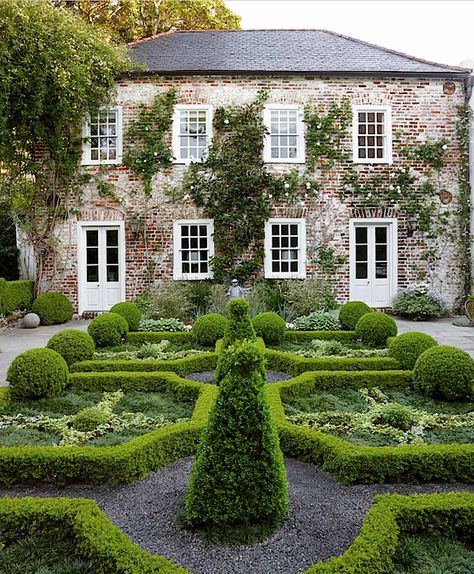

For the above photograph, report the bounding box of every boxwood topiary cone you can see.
[185,340,288,530]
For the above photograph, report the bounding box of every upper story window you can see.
[352,105,392,164]
[172,105,213,163]
[263,105,305,163]
[264,218,306,279]
[82,107,123,165]
[173,219,214,280]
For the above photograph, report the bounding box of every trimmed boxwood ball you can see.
[46,329,95,367]
[31,292,73,325]
[110,302,142,331]
[7,348,69,400]
[252,312,286,345]
[413,345,474,401]
[339,301,371,330]
[355,312,397,347]
[87,312,129,348]
[388,331,438,370]
[192,313,227,346]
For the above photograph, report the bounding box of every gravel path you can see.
[185,370,291,384]
[0,457,472,574]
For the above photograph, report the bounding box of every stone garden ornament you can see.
[227,279,244,300]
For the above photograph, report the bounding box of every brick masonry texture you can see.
[42,74,466,311]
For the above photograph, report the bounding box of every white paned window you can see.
[173,219,214,279]
[172,105,213,163]
[82,107,123,165]
[263,105,305,163]
[352,105,392,164]
[264,218,306,279]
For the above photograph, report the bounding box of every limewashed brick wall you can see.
[42,74,466,311]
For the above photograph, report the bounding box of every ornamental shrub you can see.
[392,288,446,320]
[7,348,68,400]
[413,345,474,401]
[185,340,288,529]
[373,403,412,431]
[355,312,397,347]
[222,299,256,348]
[293,311,341,331]
[192,313,227,346]
[252,312,286,345]
[31,292,73,325]
[46,329,95,366]
[388,332,438,370]
[339,301,371,330]
[73,406,109,432]
[87,312,129,348]
[110,302,142,331]
[137,318,187,332]
[0,279,34,316]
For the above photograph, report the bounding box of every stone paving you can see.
[0,316,473,387]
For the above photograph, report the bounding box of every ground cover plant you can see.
[391,535,474,574]
[284,386,474,447]
[0,531,94,574]
[278,339,388,358]
[0,388,194,447]
[92,340,207,361]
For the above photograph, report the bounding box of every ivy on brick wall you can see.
[178,91,318,282]
[123,88,177,195]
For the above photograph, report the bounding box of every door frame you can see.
[77,220,126,315]
[349,217,398,306]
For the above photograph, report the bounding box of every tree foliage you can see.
[54,0,241,43]
[0,0,130,292]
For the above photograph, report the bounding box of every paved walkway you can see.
[0,316,473,386]
[0,319,90,385]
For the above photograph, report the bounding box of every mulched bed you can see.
[185,370,291,384]
[0,457,472,574]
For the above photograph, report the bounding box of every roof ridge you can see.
[320,29,470,73]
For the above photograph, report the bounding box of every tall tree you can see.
[0,0,130,293]
[53,0,241,43]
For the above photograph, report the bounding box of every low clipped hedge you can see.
[32,292,73,325]
[0,375,218,486]
[46,329,95,367]
[266,349,400,376]
[284,330,356,343]
[0,492,472,574]
[110,302,142,331]
[0,278,34,316]
[127,331,194,345]
[267,374,474,485]
[71,352,217,377]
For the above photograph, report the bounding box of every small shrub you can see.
[73,405,110,432]
[31,292,73,325]
[293,311,341,331]
[388,332,438,370]
[0,279,34,316]
[137,282,193,321]
[110,302,142,331]
[281,278,337,315]
[339,301,371,330]
[222,299,256,348]
[192,313,227,346]
[355,312,397,347]
[185,340,288,530]
[46,329,95,366]
[373,403,412,430]
[7,348,68,400]
[413,345,474,401]
[87,312,129,347]
[207,284,229,315]
[252,312,286,345]
[392,287,446,320]
[138,318,187,332]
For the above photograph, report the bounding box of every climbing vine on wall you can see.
[123,88,177,195]
[178,91,318,282]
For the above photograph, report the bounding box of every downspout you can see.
[467,74,474,295]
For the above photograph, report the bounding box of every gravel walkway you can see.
[1,457,472,574]
[185,370,291,384]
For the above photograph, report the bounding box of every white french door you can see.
[349,219,397,307]
[78,222,125,314]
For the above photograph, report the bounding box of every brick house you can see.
[40,30,472,314]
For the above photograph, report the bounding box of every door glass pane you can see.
[107,247,119,265]
[375,245,387,261]
[86,248,98,265]
[356,262,368,279]
[106,229,119,247]
[87,266,99,282]
[376,263,388,279]
[356,245,368,261]
[107,265,119,282]
[355,227,367,243]
[375,227,387,243]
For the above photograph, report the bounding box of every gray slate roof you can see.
[128,29,470,77]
